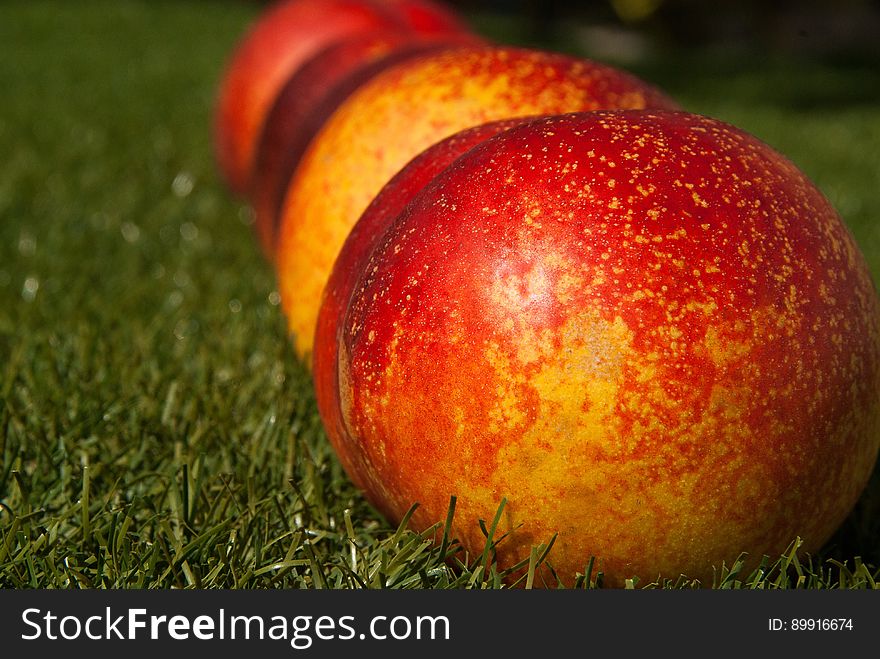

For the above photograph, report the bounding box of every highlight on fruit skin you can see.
[276,44,680,359]
[314,109,880,587]
[213,0,472,196]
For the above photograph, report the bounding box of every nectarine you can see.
[318,110,880,586]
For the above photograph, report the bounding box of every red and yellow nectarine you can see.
[316,110,880,586]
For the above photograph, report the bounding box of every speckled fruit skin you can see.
[321,111,880,586]
[214,0,470,195]
[277,45,679,358]
[250,30,480,256]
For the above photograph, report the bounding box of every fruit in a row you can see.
[276,45,679,358]
[214,0,472,197]
[213,0,880,586]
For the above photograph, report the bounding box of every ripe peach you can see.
[277,45,679,358]
[318,111,880,586]
[214,0,470,195]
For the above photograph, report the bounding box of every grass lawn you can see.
[1,0,878,589]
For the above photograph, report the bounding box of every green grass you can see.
[1,0,878,589]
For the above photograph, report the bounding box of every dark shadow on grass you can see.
[622,50,880,114]
[819,457,880,568]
